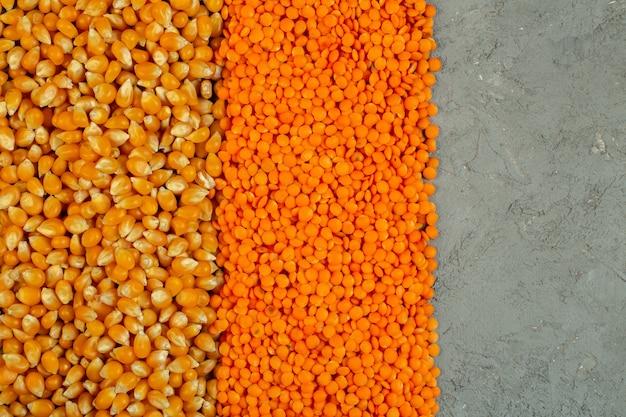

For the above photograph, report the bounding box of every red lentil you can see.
[214,0,441,416]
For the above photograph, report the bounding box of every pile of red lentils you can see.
[0,0,440,415]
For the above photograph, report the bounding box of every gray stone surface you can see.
[432,0,626,416]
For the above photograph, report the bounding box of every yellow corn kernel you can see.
[86,28,106,55]
[15,286,41,306]
[110,79,134,109]
[64,401,81,417]
[93,386,116,410]
[111,40,132,68]
[92,83,117,105]
[7,302,30,318]
[92,16,113,41]
[160,32,188,52]
[126,178,153,198]
[99,360,124,380]
[96,245,114,265]
[121,28,140,49]
[35,217,64,237]
[40,172,63,195]
[144,20,164,43]
[152,334,170,351]
[51,386,71,405]
[140,91,162,115]
[4,88,23,117]
[3,353,30,373]
[181,17,197,43]
[91,330,111,351]
[115,248,136,270]
[55,18,78,38]
[166,327,187,348]
[75,394,94,415]
[7,46,26,70]
[106,323,130,346]
[125,157,152,177]
[41,196,61,218]
[194,333,217,354]
[146,389,170,410]
[162,88,185,106]
[60,215,88,235]
[0,126,16,152]
[45,45,64,67]
[170,63,189,82]
[179,380,198,402]
[84,0,108,16]
[115,372,140,394]
[66,60,85,84]
[185,126,208,144]
[209,11,223,36]
[131,47,150,65]
[84,357,104,383]
[115,194,141,210]
[147,369,169,391]
[13,75,39,93]
[63,364,86,387]
[100,207,126,226]
[184,324,202,342]
[174,205,201,223]
[169,310,190,329]
[130,145,153,163]
[150,189,175,213]
[54,280,73,305]
[73,305,97,324]
[130,378,149,401]
[85,55,109,74]
[134,62,161,81]
[188,59,216,79]
[126,401,146,417]
[40,310,58,330]
[179,164,196,183]
[150,1,172,25]
[22,314,41,336]
[51,111,77,131]
[194,45,214,62]
[27,399,55,417]
[31,23,51,44]
[118,297,142,319]
[167,354,195,374]
[0,387,17,408]
[35,59,56,78]
[16,0,37,11]
[79,229,102,249]
[196,15,212,40]
[110,392,130,415]
[196,358,217,377]
[0,288,16,308]
[4,223,23,250]
[39,290,61,314]
[156,74,180,95]
[141,349,165,372]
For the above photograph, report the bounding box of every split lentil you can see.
[213,0,441,417]
[0,0,225,415]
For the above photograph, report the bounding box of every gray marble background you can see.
[432,0,626,415]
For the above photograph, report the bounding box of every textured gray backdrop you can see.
[432,0,626,416]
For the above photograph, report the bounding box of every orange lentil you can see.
[214,0,440,415]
